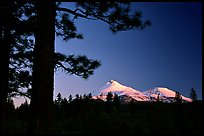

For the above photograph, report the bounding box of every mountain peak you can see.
[108,80,119,84]
[101,80,125,90]
[93,80,149,101]
[110,80,114,83]
[101,80,127,93]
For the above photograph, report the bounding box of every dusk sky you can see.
[53,2,202,100]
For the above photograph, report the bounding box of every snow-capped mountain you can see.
[143,87,192,102]
[92,80,149,102]
[92,80,192,103]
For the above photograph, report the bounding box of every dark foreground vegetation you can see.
[3,97,203,134]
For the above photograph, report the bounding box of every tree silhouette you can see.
[0,1,33,134]
[106,92,113,103]
[17,100,30,121]
[113,93,120,105]
[175,91,182,103]
[68,94,73,103]
[83,93,87,99]
[6,1,35,99]
[190,88,197,102]
[88,92,92,99]
[24,2,151,134]
[75,94,80,99]
[0,2,11,133]
[0,2,102,132]
[0,1,101,103]
[55,93,63,109]
[156,94,160,102]
[28,1,56,134]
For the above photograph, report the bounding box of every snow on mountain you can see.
[143,87,192,102]
[92,80,192,103]
[92,80,149,102]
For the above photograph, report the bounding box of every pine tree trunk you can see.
[0,5,11,134]
[29,1,56,134]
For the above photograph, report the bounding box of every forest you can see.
[3,93,203,134]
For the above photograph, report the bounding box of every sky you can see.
[54,2,202,100]
[14,2,202,107]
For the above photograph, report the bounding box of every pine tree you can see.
[175,91,182,103]
[106,92,113,103]
[88,93,92,99]
[113,93,120,107]
[68,94,73,102]
[190,88,197,102]
[55,93,63,108]
[0,1,33,133]
[75,94,80,99]
[156,94,160,102]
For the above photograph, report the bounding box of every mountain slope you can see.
[143,87,192,102]
[92,80,149,101]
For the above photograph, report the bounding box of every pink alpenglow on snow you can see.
[92,80,192,103]
[92,80,149,101]
[143,87,192,102]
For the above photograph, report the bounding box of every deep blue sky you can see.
[54,2,202,100]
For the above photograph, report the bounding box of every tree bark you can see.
[29,1,56,134]
[0,5,11,134]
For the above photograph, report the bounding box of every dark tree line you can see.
[2,92,202,134]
